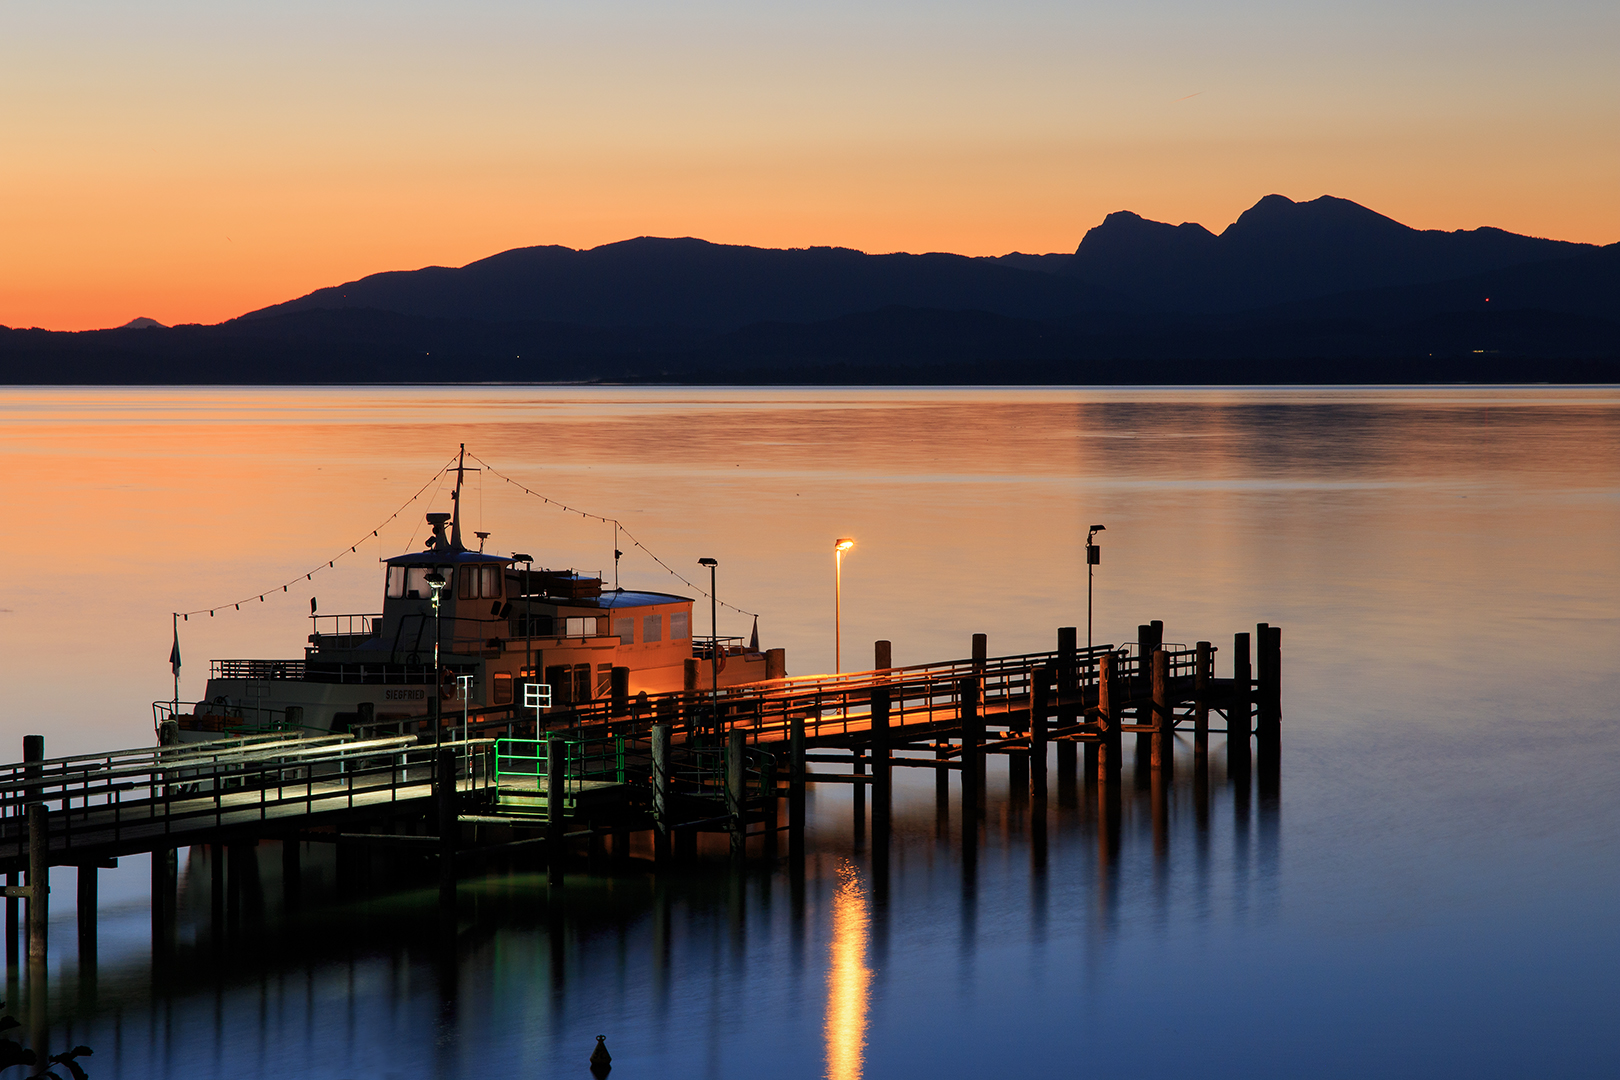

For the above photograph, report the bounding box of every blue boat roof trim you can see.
[592,590,692,609]
[385,551,514,567]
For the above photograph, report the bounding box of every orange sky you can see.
[3,2,1616,331]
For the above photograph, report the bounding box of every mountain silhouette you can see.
[242,237,1110,331]
[1063,194,1592,312]
[5,194,1614,384]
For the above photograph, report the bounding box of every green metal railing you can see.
[494,736,626,787]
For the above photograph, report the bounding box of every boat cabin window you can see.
[388,566,443,599]
[458,564,503,600]
[563,616,602,638]
[612,616,634,643]
[643,614,663,643]
[670,611,690,639]
[492,672,513,705]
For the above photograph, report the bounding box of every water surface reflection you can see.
[823,860,871,1080]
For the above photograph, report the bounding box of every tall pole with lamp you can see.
[1086,525,1105,673]
[427,570,448,748]
[512,553,534,722]
[698,558,719,735]
[833,539,854,673]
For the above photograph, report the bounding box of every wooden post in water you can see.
[851,747,866,844]
[788,710,806,862]
[1230,632,1252,783]
[1055,628,1077,802]
[26,805,47,969]
[1098,651,1122,787]
[960,677,981,826]
[682,658,700,734]
[726,729,745,863]
[150,844,176,955]
[1194,641,1211,768]
[1031,667,1051,802]
[875,640,892,671]
[76,863,97,967]
[1133,625,1155,779]
[546,735,565,886]
[871,686,892,842]
[210,842,226,931]
[1257,624,1282,798]
[652,723,672,864]
[436,749,457,906]
[1151,648,1173,773]
[971,633,987,668]
[4,871,15,968]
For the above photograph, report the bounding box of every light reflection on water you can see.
[1,386,1619,1078]
[824,860,870,1080]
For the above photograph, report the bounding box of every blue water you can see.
[2,386,1618,1079]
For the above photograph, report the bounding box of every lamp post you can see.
[833,538,854,673]
[427,569,448,748]
[698,558,719,734]
[513,553,534,718]
[1086,525,1105,671]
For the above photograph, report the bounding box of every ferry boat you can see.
[162,451,784,741]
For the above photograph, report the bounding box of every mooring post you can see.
[872,686,892,835]
[437,749,457,905]
[150,844,175,955]
[682,658,700,735]
[23,735,42,806]
[788,710,806,862]
[971,633,987,668]
[1098,651,1122,787]
[1151,648,1172,773]
[1056,627,1078,804]
[76,863,97,968]
[27,805,47,970]
[960,677,981,823]
[1231,631,1253,782]
[851,747,866,845]
[546,735,565,886]
[210,842,226,932]
[1031,667,1051,802]
[652,722,672,864]
[726,728,745,863]
[874,639,892,671]
[1257,624,1282,799]
[1194,641,1211,767]
[4,871,16,968]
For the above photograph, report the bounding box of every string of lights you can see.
[174,453,460,621]
[466,451,760,619]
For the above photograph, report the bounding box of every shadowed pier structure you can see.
[0,619,1279,967]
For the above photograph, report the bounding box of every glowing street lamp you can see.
[834,538,855,673]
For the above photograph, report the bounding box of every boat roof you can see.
[386,550,514,568]
[591,590,693,609]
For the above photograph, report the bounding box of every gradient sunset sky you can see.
[3,0,1616,331]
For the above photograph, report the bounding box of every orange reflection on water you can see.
[824,859,871,1080]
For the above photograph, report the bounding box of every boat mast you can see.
[450,443,466,552]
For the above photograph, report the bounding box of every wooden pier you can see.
[0,620,1280,969]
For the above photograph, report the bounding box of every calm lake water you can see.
[1,386,1618,1079]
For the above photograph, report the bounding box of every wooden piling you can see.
[1151,648,1172,773]
[971,633,987,668]
[851,748,866,844]
[960,677,981,823]
[1098,651,1122,787]
[1257,624,1282,799]
[1194,641,1211,767]
[4,871,15,967]
[874,640,892,671]
[27,805,46,968]
[726,729,745,863]
[788,711,806,862]
[652,723,672,864]
[546,736,565,886]
[211,842,226,930]
[871,686,892,841]
[1056,628,1078,803]
[76,863,96,967]
[1030,667,1051,801]
[150,844,175,954]
[1231,631,1252,781]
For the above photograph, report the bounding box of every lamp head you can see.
[698,557,718,568]
[1089,524,1106,534]
[834,538,855,552]
[511,553,532,563]
[426,571,447,591]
